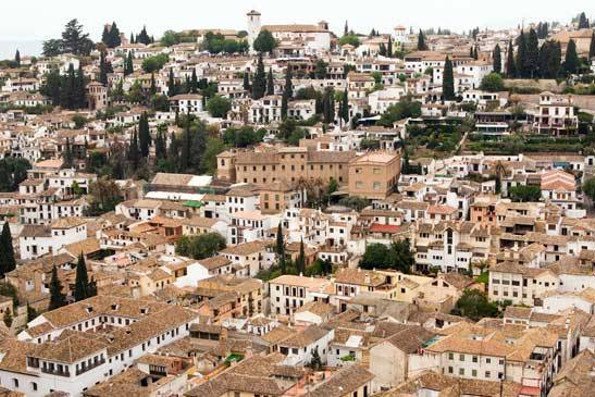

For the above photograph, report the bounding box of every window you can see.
[459,368,464,376]
[472,369,477,377]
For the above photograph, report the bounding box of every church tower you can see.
[247,10,262,50]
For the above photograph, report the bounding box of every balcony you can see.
[41,367,71,377]
[75,358,106,376]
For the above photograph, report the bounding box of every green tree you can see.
[124,52,134,76]
[61,19,94,56]
[314,60,328,79]
[322,87,335,124]
[74,254,91,301]
[276,223,286,274]
[417,30,428,51]
[138,112,151,158]
[310,347,322,370]
[103,22,121,48]
[338,34,361,48]
[266,68,275,95]
[168,68,176,96]
[492,44,502,74]
[0,222,16,278]
[524,28,539,78]
[583,177,595,207]
[252,53,267,99]
[99,50,113,85]
[296,239,306,275]
[14,49,20,67]
[480,73,504,92]
[137,26,151,45]
[87,178,123,216]
[281,65,293,119]
[43,39,63,57]
[142,54,169,74]
[451,289,499,321]
[26,302,38,323]
[243,72,251,92]
[564,39,580,75]
[506,40,517,78]
[161,30,180,47]
[516,30,528,78]
[590,32,595,60]
[378,96,422,127]
[206,95,231,118]
[442,56,455,100]
[578,12,590,29]
[175,233,226,260]
[48,266,67,311]
[340,88,349,123]
[509,185,542,202]
[3,309,12,328]
[253,30,277,53]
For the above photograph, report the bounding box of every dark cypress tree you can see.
[442,56,455,101]
[387,36,393,58]
[191,69,198,93]
[106,22,121,48]
[506,40,517,78]
[14,50,20,67]
[578,12,590,29]
[322,87,335,124]
[168,68,176,97]
[127,130,140,168]
[344,21,349,36]
[179,117,191,172]
[589,32,595,60]
[155,131,167,160]
[281,65,293,120]
[470,46,475,58]
[26,302,38,322]
[138,112,151,158]
[492,44,502,74]
[417,30,428,51]
[0,222,16,277]
[150,73,157,96]
[101,25,110,46]
[62,138,74,169]
[99,50,113,85]
[74,253,90,301]
[137,26,151,45]
[473,46,479,60]
[296,239,306,275]
[525,28,539,78]
[124,51,134,76]
[516,30,528,78]
[74,64,86,108]
[251,53,266,99]
[243,72,251,92]
[266,68,274,96]
[130,33,135,44]
[48,266,67,310]
[61,63,77,109]
[564,39,580,75]
[340,88,349,123]
[538,40,562,79]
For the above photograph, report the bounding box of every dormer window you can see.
[86,306,93,313]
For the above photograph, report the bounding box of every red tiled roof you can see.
[369,223,400,234]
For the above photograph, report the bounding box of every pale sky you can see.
[1,0,593,42]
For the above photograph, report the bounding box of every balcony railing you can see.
[75,358,106,376]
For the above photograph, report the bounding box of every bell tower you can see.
[247,10,262,50]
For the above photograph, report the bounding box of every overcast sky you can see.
[1,0,593,41]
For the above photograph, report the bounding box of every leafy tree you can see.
[61,19,94,56]
[252,53,267,99]
[74,254,91,301]
[86,178,123,216]
[175,233,226,260]
[564,39,580,75]
[253,30,277,53]
[417,30,428,51]
[360,240,415,273]
[0,282,18,308]
[480,73,504,92]
[338,34,361,48]
[442,56,455,100]
[451,289,499,321]
[141,54,169,73]
[0,158,31,191]
[378,96,421,127]
[222,126,265,148]
[492,44,502,74]
[310,347,322,370]
[206,95,231,118]
[509,185,542,202]
[43,39,63,57]
[506,40,517,78]
[48,266,67,311]
[314,60,328,79]
[161,30,180,47]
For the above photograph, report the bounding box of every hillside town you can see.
[0,7,594,397]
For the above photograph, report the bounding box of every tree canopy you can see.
[175,233,226,260]
[253,30,277,53]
